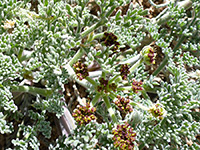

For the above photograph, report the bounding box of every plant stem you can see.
[68,48,85,66]
[90,93,101,107]
[89,70,102,77]
[11,85,52,97]
[156,0,192,25]
[64,64,91,89]
[148,0,174,8]
[92,32,104,40]
[117,86,132,91]
[141,90,150,99]
[117,83,159,94]
[113,76,123,84]
[81,17,107,38]
[76,18,81,35]
[135,0,192,48]
[110,55,141,84]
[18,48,24,62]
[129,58,143,73]
[109,92,117,100]
[105,5,117,17]
[152,56,168,76]
[109,74,120,84]
[173,16,197,52]
[130,101,149,111]
[103,96,117,123]
[119,54,141,65]
[152,13,196,77]
[65,46,95,88]
[85,76,97,87]
[102,71,106,78]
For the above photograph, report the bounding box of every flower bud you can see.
[141,46,156,65]
[148,103,166,120]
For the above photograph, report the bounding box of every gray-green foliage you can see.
[50,121,114,150]
[12,125,40,150]
[0,0,200,149]
[0,0,71,149]
[109,2,148,49]
[0,112,13,134]
[135,60,200,149]
[0,54,22,85]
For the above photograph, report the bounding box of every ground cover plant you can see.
[0,0,200,149]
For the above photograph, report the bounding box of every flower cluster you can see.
[73,61,89,80]
[97,77,117,93]
[119,64,130,80]
[102,32,120,51]
[148,103,166,120]
[132,79,143,93]
[141,46,156,65]
[115,95,133,115]
[72,103,96,125]
[2,20,15,29]
[112,122,136,150]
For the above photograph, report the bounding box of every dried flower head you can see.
[132,79,143,93]
[148,103,166,120]
[112,122,136,150]
[102,32,120,51]
[119,64,130,80]
[109,83,118,92]
[97,77,117,93]
[72,103,96,125]
[73,61,89,80]
[102,32,117,46]
[141,46,156,65]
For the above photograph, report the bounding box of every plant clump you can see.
[72,103,96,125]
[1,0,200,149]
[112,122,136,150]
[73,61,89,80]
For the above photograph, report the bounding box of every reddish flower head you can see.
[97,77,117,93]
[132,79,143,93]
[72,103,96,125]
[115,96,133,116]
[112,122,136,150]
[119,64,130,80]
[73,61,89,80]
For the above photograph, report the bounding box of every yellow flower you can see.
[2,20,15,29]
